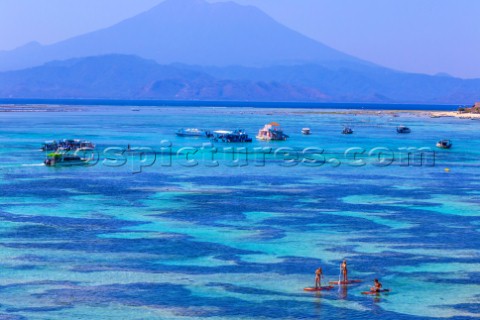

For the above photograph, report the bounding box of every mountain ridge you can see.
[1,54,478,103]
[0,54,328,101]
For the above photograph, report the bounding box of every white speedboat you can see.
[176,128,212,138]
[302,128,311,135]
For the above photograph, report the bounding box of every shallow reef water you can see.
[0,106,478,319]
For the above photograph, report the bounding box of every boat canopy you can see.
[214,130,233,134]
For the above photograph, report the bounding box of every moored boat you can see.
[212,129,252,143]
[436,139,452,149]
[257,122,289,141]
[176,128,213,138]
[78,140,95,150]
[41,139,95,151]
[302,128,311,135]
[44,151,91,167]
[342,127,354,134]
[396,126,411,133]
[41,140,58,151]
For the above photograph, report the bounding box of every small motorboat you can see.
[396,126,411,134]
[302,128,311,135]
[436,139,452,149]
[342,127,354,135]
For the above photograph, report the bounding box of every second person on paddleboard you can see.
[315,267,324,288]
[341,260,348,283]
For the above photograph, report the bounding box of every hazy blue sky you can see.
[0,0,479,78]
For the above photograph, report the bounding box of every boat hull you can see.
[176,132,203,137]
[256,136,287,141]
[436,144,452,149]
[44,159,90,167]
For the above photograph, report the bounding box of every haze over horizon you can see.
[0,0,479,78]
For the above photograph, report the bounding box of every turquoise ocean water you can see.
[0,105,479,319]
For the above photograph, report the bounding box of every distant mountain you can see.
[1,54,479,103]
[0,0,367,72]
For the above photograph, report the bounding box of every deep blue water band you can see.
[0,98,460,110]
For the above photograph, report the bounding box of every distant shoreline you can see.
[3,104,475,121]
[430,111,480,119]
[0,98,460,111]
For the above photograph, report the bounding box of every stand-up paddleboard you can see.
[304,286,334,292]
[361,289,390,295]
[329,280,362,285]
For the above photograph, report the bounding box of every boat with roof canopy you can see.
[212,129,252,143]
[256,122,289,141]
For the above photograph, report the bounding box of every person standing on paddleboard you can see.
[370,279,382,292]
[315,267,324,288]
[341,260,348,283]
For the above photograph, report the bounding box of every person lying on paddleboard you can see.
[341,260,348,282]
[370,279,382,292]
[315,267,324,288]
